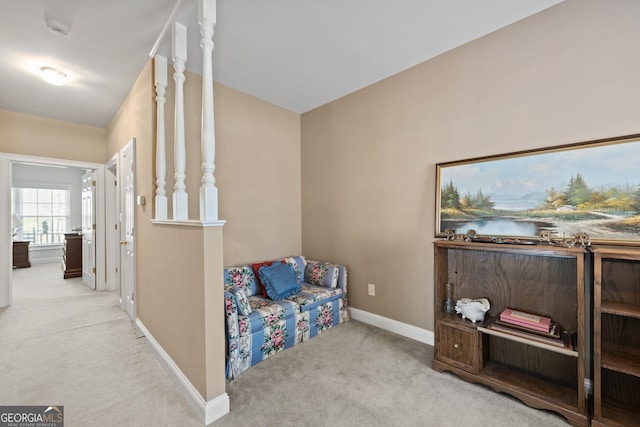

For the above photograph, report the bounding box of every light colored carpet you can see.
[0,263,201,427]
[216,320,569,427]
[2,263,570,427]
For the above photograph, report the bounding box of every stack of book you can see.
[487,308,573,349]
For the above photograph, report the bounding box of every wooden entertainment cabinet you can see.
[591,245,640,427]
[432,240,588,426]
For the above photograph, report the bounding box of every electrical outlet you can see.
[368,283,376,296]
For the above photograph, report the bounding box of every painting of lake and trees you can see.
[436,135,640,243]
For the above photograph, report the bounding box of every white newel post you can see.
[154,55,168,220]
[198,0,219,221]
[172,22,189,220]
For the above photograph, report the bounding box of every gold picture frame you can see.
[435,134,640,244]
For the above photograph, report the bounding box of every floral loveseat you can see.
[224,256,349,379]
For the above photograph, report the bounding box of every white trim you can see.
[29,243,63,250]
[350,307,434,346]
[11,181,74,190]
[148,0,184,57]
[105,155,118,292]
[30,257,62,265]
[136,319,229,425]
[0,157,12,307]
[4,153,101,169]
[204,394,230,426]
[0,153,106,306]
[151,219,225,227]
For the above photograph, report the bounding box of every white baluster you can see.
[199,0,218,221]
[154,55,168,220]
[172,22,188,220]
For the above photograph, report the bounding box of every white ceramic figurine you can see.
[455,298,490,323]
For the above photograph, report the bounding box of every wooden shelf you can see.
[601,301,640,319]
[438,312,486,328]
[433,239,587,258]
[601,349,640,378]
[481,361,579,410]
[434,360,587,426]
[433,240,587,426]
[594,397,640,427]
[591,244,640,260]
[478,325,578,357]
[593,244,640,425]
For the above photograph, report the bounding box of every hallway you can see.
[0,263,201,426]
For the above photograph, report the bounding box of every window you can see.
[12,188,71,245]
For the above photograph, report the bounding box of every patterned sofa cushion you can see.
[229,287,252,315]
[245,297,299,332]
[224,265,260,297]
[243,298,299,364]
[281,255,307,283]
[288,284,343,313]
[305,261,339,288]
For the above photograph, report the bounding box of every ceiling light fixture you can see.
[41,67,68,86]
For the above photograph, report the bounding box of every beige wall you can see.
[215,83,302,265]
[0,109,107,163]
[301,0,640,331]
[161,69,302,266]
[106,60,300,399]
[106,60,214,396]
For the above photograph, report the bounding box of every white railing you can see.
[171,21,188,221]
[152,0,221,226]
[198,0,218,222]
[154,55,168,220]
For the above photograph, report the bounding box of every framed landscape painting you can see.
[435,134,640,244]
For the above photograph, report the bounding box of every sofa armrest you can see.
[224,290,241,377]
[336,264,348,303]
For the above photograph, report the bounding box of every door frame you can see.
[0,153,106,307]
[105,154,119,293]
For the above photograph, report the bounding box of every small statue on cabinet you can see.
[455,298,490,323]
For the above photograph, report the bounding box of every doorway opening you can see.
[105,138,136,322]
[11,162,97,288]
[0,153,106,308]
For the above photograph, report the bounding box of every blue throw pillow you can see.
[258,262,301,300]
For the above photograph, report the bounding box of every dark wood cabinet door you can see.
[436,322,479,373]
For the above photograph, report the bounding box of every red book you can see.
[500,308,551,333]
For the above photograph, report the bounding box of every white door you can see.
[81,170,96,289]
[120,140,136,321]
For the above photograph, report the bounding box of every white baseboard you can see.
[136,319,229,425]
[30,258,62,265]
[349,307,434,346]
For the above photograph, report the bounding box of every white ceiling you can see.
[0,0,563,128]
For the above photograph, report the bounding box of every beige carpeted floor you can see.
[0,263,201,427]
[216,319,569,426]
[1,263,570,427]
